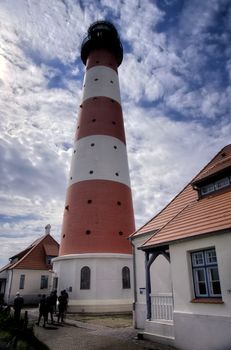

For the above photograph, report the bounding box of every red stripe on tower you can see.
[59,21,135,256]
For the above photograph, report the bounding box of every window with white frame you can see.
[122,266,131,289]
[19,274,25,289]
[80,266,91,290]
[40,275,48,289]
[191,248,221,298]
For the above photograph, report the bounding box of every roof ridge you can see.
[192,144,231,182]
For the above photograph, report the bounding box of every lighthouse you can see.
[53,21,135,313]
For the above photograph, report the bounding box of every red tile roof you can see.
[131,144,231,248]
[0,234,59,272]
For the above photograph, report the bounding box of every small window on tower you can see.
[80,266,91,289]
[122,267,131,289]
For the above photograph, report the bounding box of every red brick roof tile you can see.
[7,234,59,270]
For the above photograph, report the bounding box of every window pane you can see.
[201,184,215,195]
[215,177,229,190]
[205,249,217,264]
[19,275,25,289]
[208,267,221,296]
[194,269,208,296]
[192,252,204,266]
[80,266,91,290]
[41,275,48,289]
[122,266,131,289]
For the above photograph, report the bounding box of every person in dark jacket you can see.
[13,292,24,322]
[36,294,48,327]
[57,291,67,323]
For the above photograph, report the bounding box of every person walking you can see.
[57,291,66,323]
[13,292,24,323]
[36,294,48,327]
[46,292,54,324]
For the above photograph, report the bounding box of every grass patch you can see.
[0,312,49,350]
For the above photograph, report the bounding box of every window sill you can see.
[191,298,223,304]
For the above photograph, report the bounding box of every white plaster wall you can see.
[170,231,231,316]
[6,269,53,304]
[150,255,172,294]
[53,253,133,313]
[170,231,231,350]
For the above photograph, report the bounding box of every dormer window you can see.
[46,255,54,265]
[200,176,231,196]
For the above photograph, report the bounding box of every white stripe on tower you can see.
[83,66,121,103]
[59,22,135,256]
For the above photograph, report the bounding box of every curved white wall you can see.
[53,253,133,313]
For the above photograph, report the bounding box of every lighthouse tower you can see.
[53,21,135,313]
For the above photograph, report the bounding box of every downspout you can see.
[130,238,138,328]
[8,269,13,305]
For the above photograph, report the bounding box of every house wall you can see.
[53,253,133,313]
[132,234,172,329]
[170,231,231,350]
[5,269,53,305]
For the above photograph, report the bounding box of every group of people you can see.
[36,289,68,327]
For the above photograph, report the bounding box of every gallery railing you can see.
[150,293,173,321]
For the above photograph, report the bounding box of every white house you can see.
[130,144,231,350]
[0,226,59,305]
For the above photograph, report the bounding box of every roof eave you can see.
[140,227,231,251]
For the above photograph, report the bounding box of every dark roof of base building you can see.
[131,144,231,249]
[0,233,59,272]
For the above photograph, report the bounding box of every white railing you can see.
[151,293,173,321]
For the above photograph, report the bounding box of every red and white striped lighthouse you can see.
[53,21,135,313]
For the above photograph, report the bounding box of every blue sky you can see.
[0,0,230,266]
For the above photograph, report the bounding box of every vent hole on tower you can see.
[91,143,95,147]
[77,126,80,129]
[63,234,65,238]
[115,172,119,176]
[119,231,123,236]
[117,201,121,206]
[93,97,97,100]
[74,150,76,153]
[112,121,116,125]
[65,205,69,211]
[70,176,72,180]
[92,118,96,122]
[94,78,99,81]
[87,200,92,204]
[80,104,83,108]
[89,170,94,174]
[114,146,117,149]
[86,230,91,235]
[110,80,114,84]
[110,99,114,103]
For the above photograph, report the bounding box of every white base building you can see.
[53,253,133,313]
[131,145,231,350]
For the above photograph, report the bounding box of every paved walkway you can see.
[28,310,176,350]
